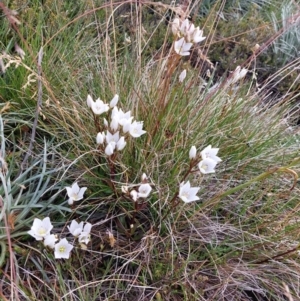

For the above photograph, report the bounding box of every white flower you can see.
[116,136,126,151]
[54,238,73,259]
[229,66,248,84]
[141,173,148,182]
[110,94,119,108]
[91,98,109,115]
[83,222,92,234]
[200,145,222,163]
[44,234,57,249]
[198,158,218,174]
[174,38,193,56]
[110,117,119,132]
[87,94,93,108]
[122,118,133,133]
[28,217,53,241]
[106,130,120,144]
[180,19,190,36]
[171,18,205,46]
[129,121,146,138]
[96,132,105,144]
[138,183,152,198]
[105,142,115,156]
[78,232,91,245]
[185,23,195,42]
[78,222,92,245]
[111,107,132,127]
[68,220,84,237]
[130,190,138,201]
[172,18,180,36]
[179,181,200,203]
[189,145,197,159]
[66,182,87,205]
[192,27,206,43]
[179,69,187,83]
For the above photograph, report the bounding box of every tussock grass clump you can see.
[0,1,300,300]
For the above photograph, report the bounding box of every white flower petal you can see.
[87,94,93,108]
[116,136,126,151]
[44,234,57,249]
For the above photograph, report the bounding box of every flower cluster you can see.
[87,94,146,156]
[28,217,92,259]
[68,220,92,246]
[179,145,221,203]
[122,173,152,202]
[190,145,222,174]
[172,18,206,56]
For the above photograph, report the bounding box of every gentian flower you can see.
[68,220,84,237]
[174,38,193,56]
[198,158,218,174]
[78,223,92,245]
[137,183,152,198]
[141,173,148,182]
[189,145,197,159]
[129,121,146,138]
[172,18,180,36]
[179,181,200,203]
[105,142,115,156]
[192,27,206,43]
[91,98,109,115]
[66,182,87,205]
[44,234,58,249]
[106,130,120,144]
[116,136,126,151]
[96,132,105,144]
[229,66,248,84]
[28,217,53,241]
[110,117,119,132]
[200,145,222,163]
[54,238,73,259]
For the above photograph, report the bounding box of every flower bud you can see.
[189,145,197,159]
